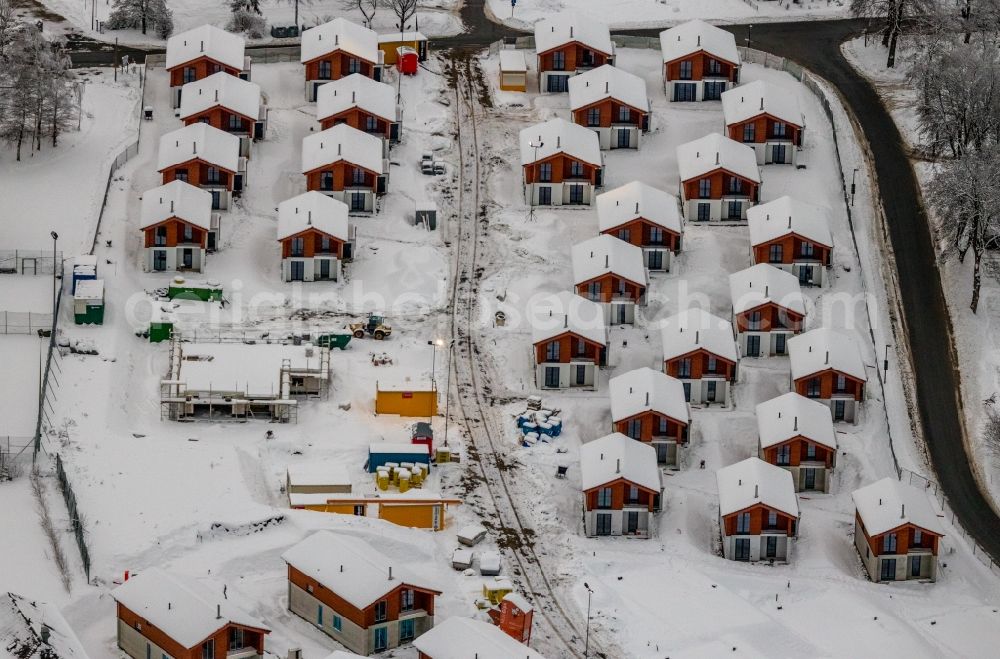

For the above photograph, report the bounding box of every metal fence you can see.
[0,436,33,478]
[55,453,90,582]
[0,250,64,275]
[0,311,54,335]
[144,46,301,68]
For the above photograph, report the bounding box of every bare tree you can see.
[274,0,313,28]
[341,0,378,27]
[387,0,417,33]
[106,0,172,36]
[0,0,15,62]
[983,406,1000,464]
[929,147,1000,312]
[850,0,940,67]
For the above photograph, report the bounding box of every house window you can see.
[742,123,755,142]
[883,533,898,553]
[538,163,552,182]
[332,615,342,631]
[154,226,167,246]
[617,228,631,242]
[596,487,613,508]
[726,200,742,219]
[707,58,721,75]
[206,166,220,184]
[769,244,783,263]
[175,169,188,182]
[569,160,584,178]
[697,203,711,221]
[365,116,379,132]
[183,224,193,242]
[618,106,630,123]
[736,512,750,534]
[773,122,787,137]
[400,588,414,611]
[587,281,601,301]
[348,57,361,74]
[352,168,366,185]
[201,640,215,659]
[575,338,587,357]
[183,67,196,83]
[291,237,305,257]
[374,600,387,622]
[679,60,692,80]
[914,529,923,546]
[727,177,743,194]
[649,227,663,245]
[320,236,331,253]
[748,310,762,331]
[399,617,415,642]
[657,417,668,435]
[707,355,718,373]
[800,241,815,257]
[806,378,821,397]
[626,418,642,440]
[835,374,847,393]
[627,485,639,504]
[678,358,692,378]
[767,510,778,528]
[595,513,612,535]
[552,51,566,71]
[228,113,241,131]
[228,628,245,651]
[805,443,816,459]
[698,179,712,199]
[776,445,791,466]
[209,63,222,75]
[586,107,601,127]
[545,340,560,361]
[319,171,333,190]
[318,60,331,79]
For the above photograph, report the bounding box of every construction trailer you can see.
[73,279,105,325]
[375,378,437,416]
[289,489,460,531]
[71,254,98,294]
[159,339,330,422]
[367,442,432,472]
[378,31,428,64]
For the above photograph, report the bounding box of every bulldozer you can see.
[349,313,392,340]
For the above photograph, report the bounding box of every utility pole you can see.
[746,24,753,53]
[851,167,858,207]
[114,37,119,82]
[584,582,594,656]
[50,231,58,315]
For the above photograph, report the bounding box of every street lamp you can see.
[528,140,543,221]
[50,231,59,317]
[396,22,412,103]
[583,582,594,656]
[746,24,753,53]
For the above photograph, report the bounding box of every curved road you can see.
[65,7,1000,562]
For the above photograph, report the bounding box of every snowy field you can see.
[842,37,1000,508]
[491,0,850,31]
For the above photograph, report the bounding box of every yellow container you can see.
[376,471,390,491]
[398,469,411,493]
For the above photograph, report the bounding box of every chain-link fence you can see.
[0,436,32,479]
[0,311,53,335]
[0,250,64,275]
[55,453,90,582]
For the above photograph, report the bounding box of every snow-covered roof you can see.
[499,49,527,72]
[756,393,837,450]
[413,616,547,659]
[0,593,90,659]
[519,117,602,168]
[502,592,533,613]
[659,19,740,66]
[609,367,690,425]
[534,12,613,57]
[302,124,385,175]
[596,181,682,235]
[568,65,648,113]
[302,18,378,65]
[852,477,945,537]
[528,291,607,347]
[166,25,245,72]
[316,74,397,123]
[571,235,646,288]
[110,568,268,649]
[177,343,326,396]
[728,264,805,316]
[716,457,799,518]
[281,531,440,610]
[788,327,867,382]
[179,72,261,122]
[157,123,241,174]
[369,442,429,455]
[140,180,213,231]
[277,191,350,241]
[747,196,833,249]
[676,133,760,183]
[581,432,661,493]
[323,651,367,659]
[376,31,427,43]
[660,307,738,363]
[722,80,803,128]
[286,462,351,488]
[73,279,104,300]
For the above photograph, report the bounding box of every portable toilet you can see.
[396,46,418,75]
[72,255,98,294]
[411,421,434,454]
[73,279,105,325]
[148,321,174,343]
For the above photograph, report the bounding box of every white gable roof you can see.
[788,327,867,382]
[179,72,261,122]
[166,25,245,72]
[609,367,690,425]
[728,263,805,316]
[499,49,527,72]
[302,124,385,175]
[528,290,607,347]
[747,196,833,249]
[659,19,740,66]
[302,18,378,64]
[722,80,803,128]
[519,118,602,168]
[0,593,90,659]
[158,123,240,174]
[597,181,683,235]
[676,133,760,183]
[571,234,647,288]
[277,191,350,241]
[580,432,662,492]
[140,181,213,231]
[316,74,397,123]
[413,617,547,659]
[534,12,613,56]
[569,65,649,113]
[716,457,799,518]
[660,307,738,363]
[756,393,837,450]
[110,568,267,649]
[281,531,439,610]
[853,477,944,536]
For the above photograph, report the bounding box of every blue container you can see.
[517,414,531,429]
[367,443,431,473]
[548,416,562,436]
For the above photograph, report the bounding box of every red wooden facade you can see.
[727,114,803,146]
[793,370,865,401]
[161,159,235,191]
[575,274,645,304]
[279,228,345,259]
[681,168,759,202]
[183,107,254,135]
[734,302,804,333]
[664,52,738,82]
[613,410,687,445]
[855,513,941,558]
[533,331,603,365]
[760,437,835,468]
[583,477,659,512]
[142,218,207,249]
[304,161,377,193]
[495,598,533,645]
[117,603,267,659]
[538,42,611,73]
[319,107,392,138]
[168,57,240,87]
[601,218,680,251]
[752,234,831,267]
[664,348,736,381]
[571,98,647,130]
[304,52,376,82]
[523,154,600,185]
[721,503,797,536]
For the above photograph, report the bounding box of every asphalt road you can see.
[64,9,1000,563]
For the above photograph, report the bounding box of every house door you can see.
[537,186,552,205]
[153,250,167,271]
[706,380,717,402]
[880,558,897,581]
[734,538,751,561]
[772,144,787,163]
[798,264,812,285]
[774,333,786,355]
[673,83,696,101]
[696,202,711,221]
[373,626,388,652]
[547,75,569,92]
[804,468,816,490]
[318,259,331,280]
[290,261,305,281]
[765,535,778,559]
[746,335,761,357]
[569,184,584,204]
[351,192,366,212]
[704,81,725,100]
[544,366,560,388]
[616,128,631,149]
[181,249,193,269]
[625,511,639,534]
[655,442,668,463]
[909,555,922,577]
[682,382,691,402]
[834,399,846,421]
[575,364,586,386]
[616,304,627,324]
[595,513,612,536]
[647,250,663,270]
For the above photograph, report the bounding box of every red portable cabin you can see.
[396,46,419,75]
[411,421,433,454]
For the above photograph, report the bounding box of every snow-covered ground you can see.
[842,37,1000,506]
[491,0,850,31]
[37,0,462,46]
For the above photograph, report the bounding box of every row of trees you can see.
[224,0,418,37]
[0,1,79,161]
[106,0,174,38]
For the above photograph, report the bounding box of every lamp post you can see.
[583,582,594,656]
[50,231,59,316]
[396,22,412,103]
[442,338,455,448]
[746,24,753,53]
[528,140,543,221]
[851,167,859,207]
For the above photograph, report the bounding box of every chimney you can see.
[200,40,204,52]
[715,152,720,165]
[635,201,639,214]
[645,391,649,406]
[738,479,742,486]
[335,34,339,46]
[170,200,174,213]
[793,416,798,431]
[695,330,699,344]
[604,254,609,268]
[338,143,342,156]
[193,142,197,154]
[352,91,356,103]
[570,26,574,38]
[557,136,561,148]
[214,89,218,102]
[216,604,222,619]
[697,35,701,47]
[901,504,905,518]
[340,565,344,572]
[307,210,312,225]
[760,97,764,111]
[616,458,620,473]
[600,452,604,460]
[825,350,829,365]
[605,81,609,93]
[788,215,792,229]
[168,602,172,610]
[40,625,50,645]
[388,566,394,580]
[564,316,568,328]
[586,81,589,87]
[765,285,769,297]
[754,484,759,498]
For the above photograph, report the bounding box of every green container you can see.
[315,333,352,350]
[149,322,174,343]
[74,304,104,325]
[168,284,223,302]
